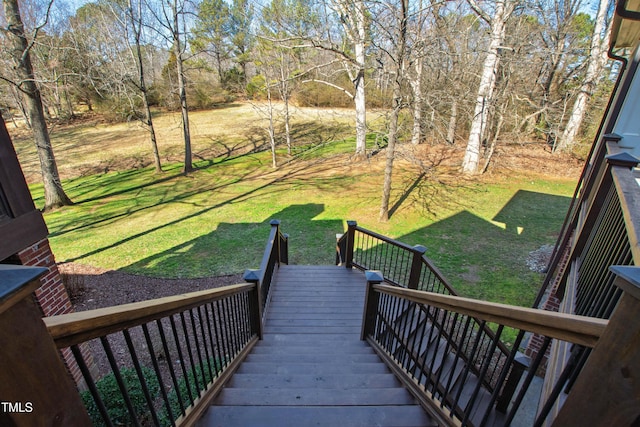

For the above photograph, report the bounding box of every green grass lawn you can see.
[32,157,575,307]
[18,105,578,308]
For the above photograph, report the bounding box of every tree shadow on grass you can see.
[53,156,353,268]
[122,204,343,278]
[392,190,571,305]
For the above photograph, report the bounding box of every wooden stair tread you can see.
[226,373,402,389]
[237,361,392,375]
[244,353,381,363]
[201,265,434,426]
[198,405,437,427]
[215,387,417,406]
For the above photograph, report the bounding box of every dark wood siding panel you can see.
[0,117,48,259]
[0,210,48,261]
[0,117,37,217]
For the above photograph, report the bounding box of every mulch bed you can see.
[58,263,243,312]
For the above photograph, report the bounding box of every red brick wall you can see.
[17,238,87,385]
[524,247,567,373]
[18,239,73,317]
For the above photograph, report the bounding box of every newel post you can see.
[269,219,283,266]
[243,269,263,340]
[551,266,640,426]
[345,220,357,269]
[361,270,384,341]
[0,265,91,426]
[280,232,289,265]
[408,245,427,289]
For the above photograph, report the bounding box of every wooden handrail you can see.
[45,283,255,348]
[372,283,608,348]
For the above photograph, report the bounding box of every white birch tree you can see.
[462,0,517,174]
[556,0,611,151]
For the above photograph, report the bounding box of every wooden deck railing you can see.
[45,283,261,427]
[243,219,288,325]
[362,272,609,427]
[42,221,288,427]
[337,222,522,401]
[337,220,455,294]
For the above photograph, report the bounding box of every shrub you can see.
[161,358,225,426]
[81,366,160,426]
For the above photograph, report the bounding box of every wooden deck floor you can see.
[198,265,435,427]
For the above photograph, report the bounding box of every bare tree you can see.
[335,0,367,157]
[556,0,611,151]
[144,0,194,173]
[126,0,162,172]
[379,0,409,222]
[462,0,517,174]
[2,0,72,209]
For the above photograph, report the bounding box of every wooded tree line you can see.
[1,0,616,216]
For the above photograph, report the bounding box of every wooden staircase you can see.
[197,265,436,427]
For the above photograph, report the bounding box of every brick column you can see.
[18,239,72,317]
[17,238,89,386]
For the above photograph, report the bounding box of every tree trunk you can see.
[447,98,458,144]
[379,0,407,222]
[353,0,367,158]
[409,58,424,145]
[130,0,162,173]
[3,0,72,210]
[280,53,292,156]
[267,85,277,168]
[172,1,193,174]
[462,0,509,174]
[556,0,610,152]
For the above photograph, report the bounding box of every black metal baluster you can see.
[99,336,141,427]
[170,315,195,405]
[217,299,233,364]
[433,312,460,399]
[207,302,223,373]
[197,305,214,382]
[505,337,551,426]
[188,308,208,387]
[71,344,115,427]
[442,316,473,409]
[122,329,161,426]
[410,306,430,380]
[224,297,239,356]
[179,312,202,398]
[142,323,176,426]
[156,318,186,417]
[231,293,243,352]
[426,308,448,397]
[461,325,504,426]
[417,304,439,387]
[451,320,486,418]
[212,301,228,368]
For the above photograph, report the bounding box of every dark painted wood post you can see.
[336,233,344,265]
[496,353,529,413]
[552,266,640,426]
[361,270,384,341]
[345,220,357,269]
[280,232,289,265]
[0,265,91,426]
[270,219,282,266]
[243,269,263,340]
[408,245,427,289]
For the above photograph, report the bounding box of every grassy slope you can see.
[13,104,578,307]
